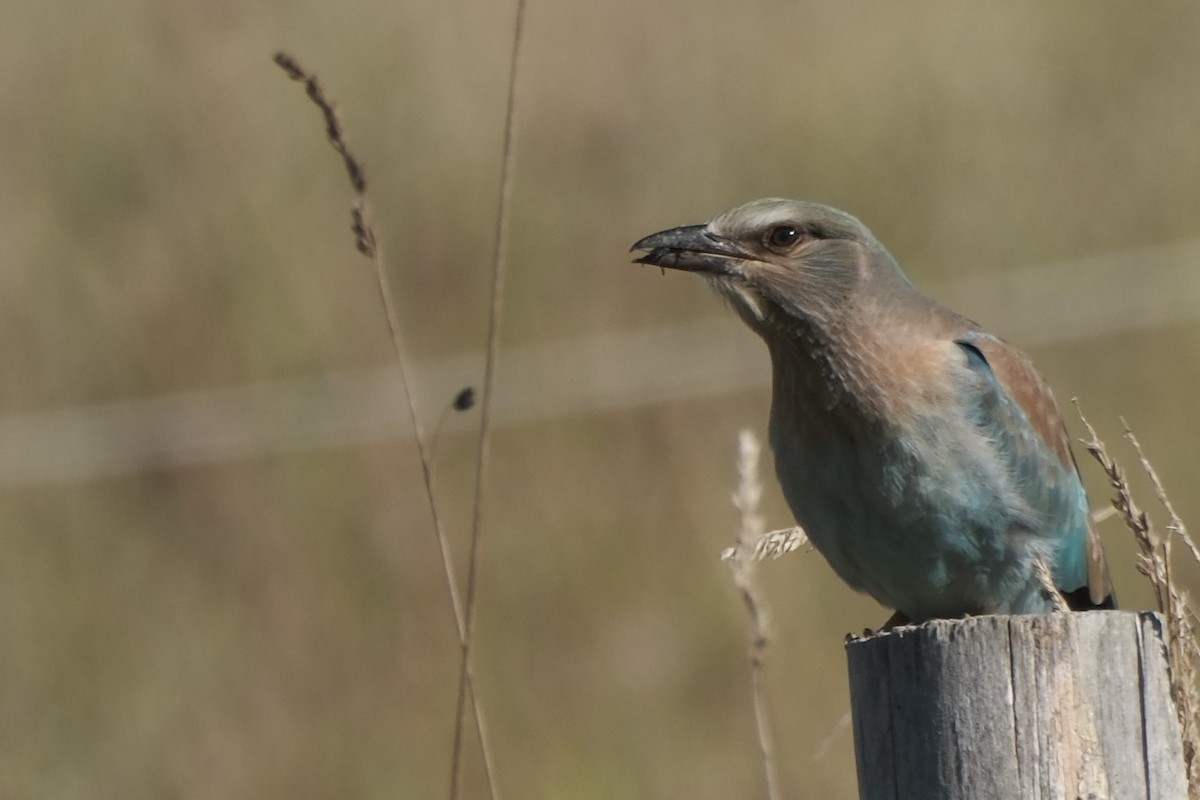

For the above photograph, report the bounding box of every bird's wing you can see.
[954,332,1113,608]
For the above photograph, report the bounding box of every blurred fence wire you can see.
[3,237,1198,487]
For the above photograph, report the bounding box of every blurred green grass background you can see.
[3,1,1200,797]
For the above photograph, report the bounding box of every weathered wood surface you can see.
[846,611,1187,800]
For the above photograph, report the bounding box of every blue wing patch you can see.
[954,336,1094,598]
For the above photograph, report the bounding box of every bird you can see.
[631,198,1113,624]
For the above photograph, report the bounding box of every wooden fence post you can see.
[846,611,1187,799]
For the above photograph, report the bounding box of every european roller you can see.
[632,198,1114,623]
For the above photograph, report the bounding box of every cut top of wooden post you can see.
[846,611,1187,800]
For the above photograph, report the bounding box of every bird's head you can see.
[631,198,909,338]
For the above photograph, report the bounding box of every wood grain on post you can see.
[846,611,1187,800]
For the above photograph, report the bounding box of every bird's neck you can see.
[765,321,866,419]
[763,283,937,423]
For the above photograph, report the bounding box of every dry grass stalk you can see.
[1075,403,1200,792]
[726,429,784,800]
[273,52,499,800]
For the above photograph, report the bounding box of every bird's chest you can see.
[768,408,925,541]
[768,394,1015,617]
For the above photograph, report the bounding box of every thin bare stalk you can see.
[272,53,499,800]
[451,0,527,797]
[726,429,784,800]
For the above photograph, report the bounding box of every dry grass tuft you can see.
[1075,403,1200,792]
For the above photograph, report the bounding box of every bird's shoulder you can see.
[949,329,1076,473]
[887,301,1072,469]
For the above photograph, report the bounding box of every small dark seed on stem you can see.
[453,387,476,412]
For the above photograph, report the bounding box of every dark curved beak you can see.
[630,224,752,274]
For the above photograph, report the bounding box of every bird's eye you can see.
[767,225,802,249]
